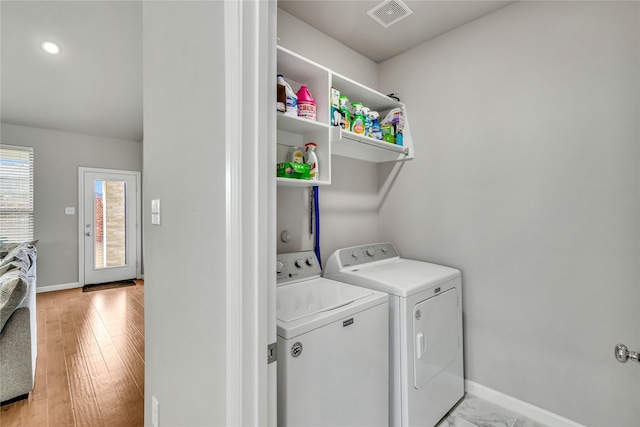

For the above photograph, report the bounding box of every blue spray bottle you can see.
[370,111,382,140]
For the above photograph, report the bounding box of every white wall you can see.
[143,2,227,425]
[276,9,381,262]
[0,123,142,288]
[277,9,377,89]
[378,2,640,425]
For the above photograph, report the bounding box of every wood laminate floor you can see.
[1,281,145,427]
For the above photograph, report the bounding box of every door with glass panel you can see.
[80,169,139,285]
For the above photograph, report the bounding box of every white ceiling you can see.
[1,1,142,142]
[278,0,515,63]
[1,1,513,142]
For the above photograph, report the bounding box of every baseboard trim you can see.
[465,380,585,427]
[1,393,29,406]
[36,282,80,293]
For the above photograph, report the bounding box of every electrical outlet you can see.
[152,396,159,427]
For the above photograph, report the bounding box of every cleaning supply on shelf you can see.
[277,162,310,180]
[297,85,316,121]
[287,146,305,164]
[362,106,372,137]
[277,74,298,117]
[381,124,395,143]
[305,142,319,181]
[330,87,341,126]
[339,95,351,130]
[276,81,286,113]
[370,111,382,140]
[350,102,366,135]
[396,111,405,146]
[381,108,402,126]
[382,108,404,145]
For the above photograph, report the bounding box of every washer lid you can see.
[326,259,460,298]
[276,277,388,339]
[277,278,375,322]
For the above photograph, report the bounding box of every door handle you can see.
[614,344,640,363]
[416,332,425,359]
[85,232,91,237]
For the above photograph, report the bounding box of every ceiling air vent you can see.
[367,0,414,28]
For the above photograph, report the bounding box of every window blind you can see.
[0,145,34,243]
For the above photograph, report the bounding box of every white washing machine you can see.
[276,250,389,427]
[324,243,464,427]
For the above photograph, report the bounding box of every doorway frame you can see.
[224,0,276,424]
[78,167,142,287]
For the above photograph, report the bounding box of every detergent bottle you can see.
[350,102,366,135]
[305,142,319,181]
[370,111,383,140]
[296,85,316,121]
[277,74,298,117]
[339,96,351,130]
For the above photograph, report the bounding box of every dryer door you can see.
[413,288,459,389]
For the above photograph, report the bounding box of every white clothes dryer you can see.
[276,250,389,427]
[324,243,464,427]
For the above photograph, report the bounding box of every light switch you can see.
[151,199,161,225]
[65,207,75,215]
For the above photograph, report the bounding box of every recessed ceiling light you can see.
[41,41,61,55]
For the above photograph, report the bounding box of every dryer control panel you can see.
[335,242,399,268]
[277,251,321,285]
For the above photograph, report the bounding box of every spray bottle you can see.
[350,102,366,135]
[305,142,319,181]
[370,111,382,140]
[339,96,351,130]
[277,74,298,117]
[362,106,372,137]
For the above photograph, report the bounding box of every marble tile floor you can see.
[437,394,548,427]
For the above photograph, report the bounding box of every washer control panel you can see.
[338,242,399,268]
[277,250,321,285]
